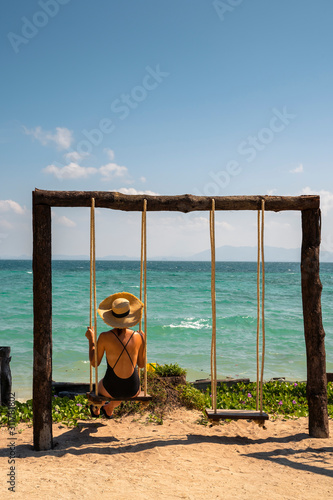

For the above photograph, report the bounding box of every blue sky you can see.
[1,0,333,258]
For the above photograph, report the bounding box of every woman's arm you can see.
[85,327,105,367]
[136,330,146,368]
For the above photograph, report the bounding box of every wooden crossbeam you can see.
[33,190,319,212]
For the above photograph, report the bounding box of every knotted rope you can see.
[89,197,98,395]
[210,199,217,413]
[140,199,148,395]
[256,199,265,413]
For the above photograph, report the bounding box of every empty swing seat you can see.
[205,408,269,422]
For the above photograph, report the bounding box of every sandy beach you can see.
[1,409,332,499]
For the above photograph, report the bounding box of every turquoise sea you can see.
[0,260,332,400]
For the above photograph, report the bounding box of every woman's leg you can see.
[97,381,142,417]
[102,385,142,416]
[98,379,121,417]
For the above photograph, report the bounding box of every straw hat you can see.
[97,292,144,328]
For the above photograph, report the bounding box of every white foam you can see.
[169,318,209,329]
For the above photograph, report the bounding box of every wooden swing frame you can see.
[33,190,329,450]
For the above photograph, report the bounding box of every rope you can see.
[256,210,260,411]
[140,199,148,396]
[140,205,144,322]
[210,199,217,413]
[89,198,98,396]
[260,199,265,413]
[89,199,93,393]
[256,199,266,413]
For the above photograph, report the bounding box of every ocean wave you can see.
[168,319,210,329]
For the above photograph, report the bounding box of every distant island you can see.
[2,245,333,262]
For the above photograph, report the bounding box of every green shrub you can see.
[177,383,206,411]
[154,363,186,377]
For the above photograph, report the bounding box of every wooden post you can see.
[33,198,53,450]
[301,209,329,438]
[0,347,12,406]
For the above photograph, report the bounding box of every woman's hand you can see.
[85,327,95,342]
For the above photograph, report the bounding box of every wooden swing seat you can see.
[205,408,269,422]
[87,390,152,405]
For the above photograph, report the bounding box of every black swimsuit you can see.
[102,330,141,399]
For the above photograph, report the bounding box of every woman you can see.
[85,292,146,418]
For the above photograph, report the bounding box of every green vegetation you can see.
[0,394,93,428]
[1,374,332,428]
[153,363,187,377]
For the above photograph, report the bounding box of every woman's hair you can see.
[115,327,126,335]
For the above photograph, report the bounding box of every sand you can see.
[1,409,333,499]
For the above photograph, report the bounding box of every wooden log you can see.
[301,209,329,438]
[0,347,12,406]
[33,198,53,451]
[33,189,319,212]
[192,377,250,392]
[52,381,91,396]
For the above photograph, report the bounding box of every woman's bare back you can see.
[99,328,145,378]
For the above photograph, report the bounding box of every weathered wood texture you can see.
[33,189,319,212]
[33,200,53,451]
[0,347,12,406]
[301,209,329,438]
[192,378,250,392]
[205,409,269,421]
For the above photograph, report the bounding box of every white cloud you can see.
[104,148,115,161]
[52,214,76,227]
[99,163,129,181]
[301,187,333,215]
[0,219,13,229]
[117,187,159,195]
[264,219,291,230]
[183,216,233,231]
[321,234,333,253]
[290,163,304,174]
[0,200,25,214]
[140,176,147,183]
[43,149,132,183]
[24,126,73,150]
[150,214,232,233]
[43,162,97,180]
[216,220,233,230]
[43,160,129,181]
[64,150,88,162]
